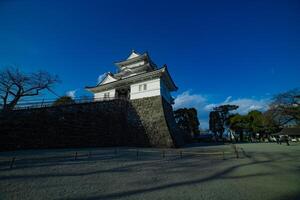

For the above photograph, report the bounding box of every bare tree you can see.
[267,88,300,126]
[0,66,59,112]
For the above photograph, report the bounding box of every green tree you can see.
[174,108,200,142]
[228,114,249,141]
[209,104,239,139]
[52,96,75,106]
[209,111,223,138]
[248,110,270,139]
[229,110,279,141]
[263,111,281,133]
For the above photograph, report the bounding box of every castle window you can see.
[104,92,110,99]
[139,84,147,91]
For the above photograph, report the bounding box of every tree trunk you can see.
[240,131,244,141]
[3,96,21,112]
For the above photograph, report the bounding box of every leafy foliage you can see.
[209,89,299,141]
[209,111,223,137]
[209,104,239,139]
[174,108,200,142]
[228,110,279,141]
[53,96,75,106]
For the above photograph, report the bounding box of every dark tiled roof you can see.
[275,128,300,136]
[114,53,148,67]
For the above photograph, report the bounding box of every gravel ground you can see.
[0,143,299,200]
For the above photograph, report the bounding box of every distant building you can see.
[273,127,300,139]
[86,50,177,104]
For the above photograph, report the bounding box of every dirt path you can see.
[0,143,299,200]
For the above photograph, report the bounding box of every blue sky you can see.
[0,0,299,128]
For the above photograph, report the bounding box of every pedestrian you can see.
[285,135,290,146]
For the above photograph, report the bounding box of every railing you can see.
[10,97,122,110]
[1,147,236,170]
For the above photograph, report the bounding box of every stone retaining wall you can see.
[0,96,184,151]
[129,96,184,147]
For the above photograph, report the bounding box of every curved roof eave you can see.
[114,53,148,67]
[162,66,178,91]
[85,66,178,93]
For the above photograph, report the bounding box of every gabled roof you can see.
[127,50,140,60]
[97,72,117,86]
[113,63,152,79]
[114,50,157,70]
[280,128,300,136]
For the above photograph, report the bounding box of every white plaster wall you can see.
[93,78,173,103]
[94,89,116,100]
[121,60,145,70]
[130,79,161,100]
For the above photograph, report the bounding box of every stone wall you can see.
[129,96,184,148]
[0,100,129,151]
[0,96,184,151]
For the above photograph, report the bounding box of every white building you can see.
[86,50,178,104]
